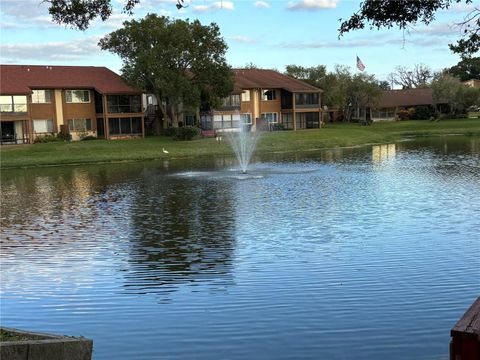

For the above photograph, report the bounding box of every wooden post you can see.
[450,297,480,360]
[103,94,109,140]
[293,92,297,131]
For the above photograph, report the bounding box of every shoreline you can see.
[1,119,479,170]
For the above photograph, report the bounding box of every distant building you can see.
[371,88,436,122]
[462,79,480,88]
[200,69,323,131]
[0,65,144,144]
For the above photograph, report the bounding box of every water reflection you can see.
[372,144,396,164]
[123,172,237,298]
[1,136,479,360]
[1,162,238,300]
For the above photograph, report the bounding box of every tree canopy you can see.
[431,73,480,114]
[45,0,139,30]
[339,0,479,58]
[388,64,433,89]
[99,14,233,127]
[446,57,480,81]
[285,64,382,121]
[285,65,340,108]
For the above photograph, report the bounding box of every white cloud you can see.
[214,1,235,10]
[229,35,257,44]
[279,25,459,49]
[193,5,210,12]
[287,0,338,11]
[0,0,58,29]
[254,1,270,8]
[411,22,460,37]
[193,0,235,13]
[279,33,407,49]
[1,37,102,63]
[95,13,133,30]
[444,3,477,14]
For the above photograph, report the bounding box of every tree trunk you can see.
[155,92,171,130]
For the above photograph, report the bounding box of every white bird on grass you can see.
[162,148,169,154]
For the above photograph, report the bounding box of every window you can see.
[94,92,104,114]
[184,114,196,126]
[32,90,52,103]
[282,113,293,129]
[373,108,396,119]
[295,112,319,129]
[107,95,142,113]
[68,118,92,132]
[0,95,27,113]
[241,90,250,102]
[295,93,319,106]
[66,90,90,103]
[147,95,156,105]
[241,113,252,124]
[296,113,306,129]
[108,117,142,135]
[201,115,213,130]
[221,94,240,108]
[262,89,277,101]
[33,119,54,133]
[213,114,242,129]
[261,112,278,123]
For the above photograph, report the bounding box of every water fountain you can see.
[224,124,262,174]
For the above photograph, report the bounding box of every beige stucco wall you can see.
[14,121,24,138]
[54,90,64,130]
[63,91,97,131]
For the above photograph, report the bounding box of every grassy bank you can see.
[1,119,479,169]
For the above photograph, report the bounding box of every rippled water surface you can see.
[1,136,479,359]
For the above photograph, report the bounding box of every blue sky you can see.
[0,0,476,82]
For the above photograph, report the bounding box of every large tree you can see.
[431,73,480,114]
[284,65,343,109]
[339,0,479,58]
[285,64,382,121]
[45,0,139,30]
[99,14,233,128]
[388,64,433,89]
[286,65,382,121]
[446,57,480,81]
[335,66,382,122]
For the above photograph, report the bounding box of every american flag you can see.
[356,56,365,72]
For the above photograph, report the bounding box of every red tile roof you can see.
[233,69,322,93]
[0,65,141,95]
[378,88,433,108]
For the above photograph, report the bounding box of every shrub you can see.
[77,131,90,140]
[34,134,61,143]
[163,127,177,137]
[410,106,436,120]
[173,126,200,140]
[57,132,72,141]
[271,123,284,131]
[163,126,200,140]
[81,135,97,141]
[397,108,410,120]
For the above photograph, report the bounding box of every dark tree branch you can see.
[339,0,479,58]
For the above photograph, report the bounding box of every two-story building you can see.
[0,65,144,144]
[200,69,323,131]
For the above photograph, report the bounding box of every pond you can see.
[1,136,479,360]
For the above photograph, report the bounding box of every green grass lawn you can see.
[2,119,479,169]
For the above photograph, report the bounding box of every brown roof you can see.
[0,65,141,95]
[233,69,322,93]
[378,88,433,108]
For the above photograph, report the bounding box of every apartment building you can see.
[200,69,323,131]
[0,65,144,144]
